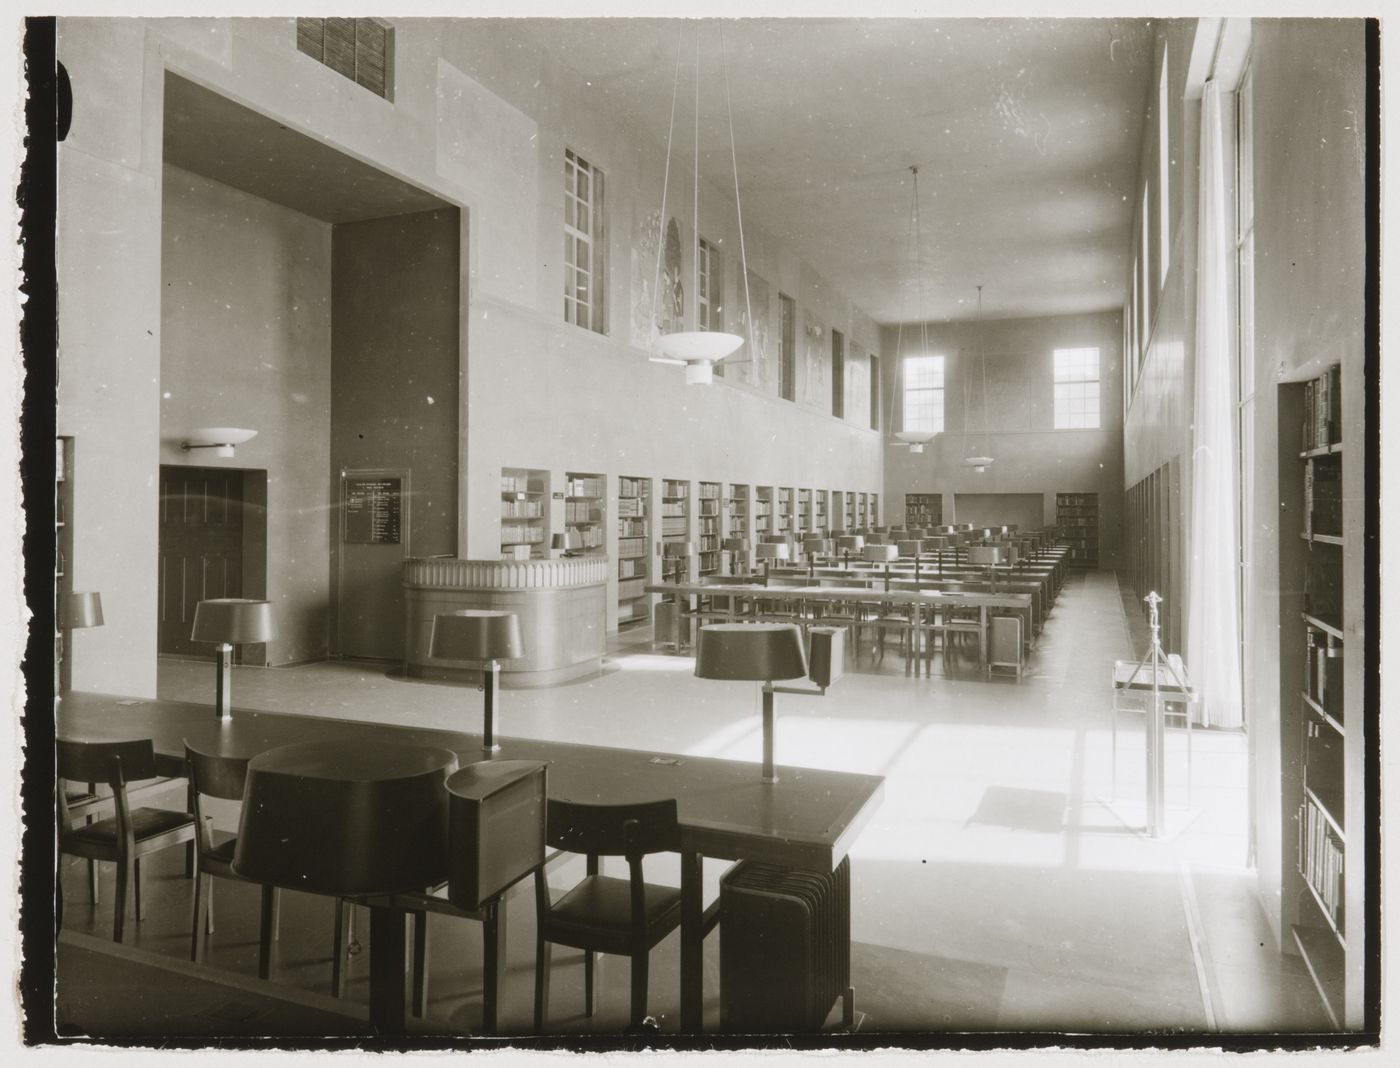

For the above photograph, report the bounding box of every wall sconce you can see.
[182,427,258,459]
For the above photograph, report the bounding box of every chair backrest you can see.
[57,738,157,788]
[184,742,252,802]
[546,798,679,864]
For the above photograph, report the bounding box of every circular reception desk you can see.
[404,557,608,688]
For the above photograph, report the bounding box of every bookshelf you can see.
[1055,492,1099,567]
[796,488,811,537]
[776,487,793,537]
[1281,362,1362,1029]
[564,471,606,556]
[754,486,774,537]
[871,493,879,527]
[698,481,722,576]
[814,490,829,536]
[905,492,943,528]
[660,478,690,580]
[501,467,548,559]
[856,493,868,531]
[842,492,856,531]
[728,484,750,573]
[616,475,652,626]
[55,437,74,691]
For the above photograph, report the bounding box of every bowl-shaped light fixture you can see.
[655,330,744,362]
[182,427,258,459]
[895,430,936,454]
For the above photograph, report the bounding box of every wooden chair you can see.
[57,738,197,943]
[534,798,682,1031]
[185,743,281,976]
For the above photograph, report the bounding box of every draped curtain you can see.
[1186,81,1244,729]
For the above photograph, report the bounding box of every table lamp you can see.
[837,534,864,569]
[802,535,829,579]
[863,543,899,591]
[722,536,750,575]
[756,541,789,585]
[60,591,103,693]
[551,531,583,558]
[694,623,809,784]
[664,540,694,584]
[191,598,275,721]
[430,610,525,751]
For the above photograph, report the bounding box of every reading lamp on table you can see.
[430,610,525,752]
[837,534,864,570]
[695,622,831,785]
[60,591,103,693]
[191,598,276,721]
[898,540,924,587]
[863,543,899,592]
[722,536,750,575]
[664,540,694,584]
[756,541,789,585]
[802,535,829,580]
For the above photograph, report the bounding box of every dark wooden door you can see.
[159,466,243,657]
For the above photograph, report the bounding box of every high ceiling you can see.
[494,17,1155,324]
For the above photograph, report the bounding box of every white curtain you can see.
[1186,81,1244,729]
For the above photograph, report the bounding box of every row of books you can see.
[1303,364,1343,451]
[700,534,718,551]
[617,536,647,558]
[501,523,544,544]
[618,518,647,537]
[1304,457,1343,538]
[617,497,644,517]
[1057,493,1098,506]
[699,499,720,516]
[618,477,649,498]
[501,474,541,494]
[700,517,719,534]
[661,517,686,536]
[699,482,722,499]
[662,481,688,498]
[660,502,686,517]
[501,499,543,518]
[566,476,604,497]
[576,526,604,549]
[1304,628,1345,720]
[617,558,645,580]
[565,502,601,523]
[1301,795,1346,931]
[617,578,646,601]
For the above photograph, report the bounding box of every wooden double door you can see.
[158,466,249,657]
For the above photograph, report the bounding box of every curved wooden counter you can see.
[403,557,607,687]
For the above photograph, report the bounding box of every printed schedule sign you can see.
[344,477,402,544]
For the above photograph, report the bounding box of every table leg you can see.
[369,903,407,1035]
[679,851,704,1033]
[978,607,988,673]
[480,895,507,1035]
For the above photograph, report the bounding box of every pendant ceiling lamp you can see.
[890,166,936,453]
[648,24,754,386]
[963,284,995,473]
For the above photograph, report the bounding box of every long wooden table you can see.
[646,581,1034,676]
[57,691,884,1035]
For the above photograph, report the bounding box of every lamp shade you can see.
[65,591,103,629]
[552,531,583,551]
[968,545,1008,567]
[694,623,808,681]
[722,537,750,552]
[863,544,899,563]
[191,598,275,645]
[802,536,829,553]
[430,610,525,662]
[663,541,695,558]
[756,542,790,562]
[836,535,865,552]
[897,540,923,557]
[656,330,744,362]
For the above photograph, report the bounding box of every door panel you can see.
[158,466,244,657]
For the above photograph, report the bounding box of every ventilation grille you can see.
[296,17,392,100]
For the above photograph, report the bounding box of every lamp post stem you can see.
[761,682,778,784]
[482,659,502,752]
[215,643,233,721]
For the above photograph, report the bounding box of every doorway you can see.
[157,466,267,661]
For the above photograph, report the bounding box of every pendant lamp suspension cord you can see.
[692,27,700,334]
[651,31,685,341]
[721,25,756,359]
[978,284,989,455]
[890,166,919,439]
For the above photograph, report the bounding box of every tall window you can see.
[1235,61,1256,699]
[697,238,722,332]
[1053,347,1101,429]
[564,148,606,333]
[1159,44,1171,287]
[778,294,796,401]
[1139,183,1151,350]
[831,328,845,417]
[902,355,944,433]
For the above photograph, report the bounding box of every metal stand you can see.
[1119,591,1191,837]
[214,643,233,721]
[481,658,502,752]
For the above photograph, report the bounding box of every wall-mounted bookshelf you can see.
[870,493,880,528]
[905,492,943,528]
[698,481,722,576]
[855,492,867,531]
[660,478,691,583]
[501,467,548,559]
[728,484,750,573]
[564,471,606,556]
[776,487,793,537]
[616,475,651,626]
[814,490,829,535]
[754,486,774,537]
[1056,492,1100,567]
[1281,362,1362,1029]
[843,491,856,531]
[796,488,811,536]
